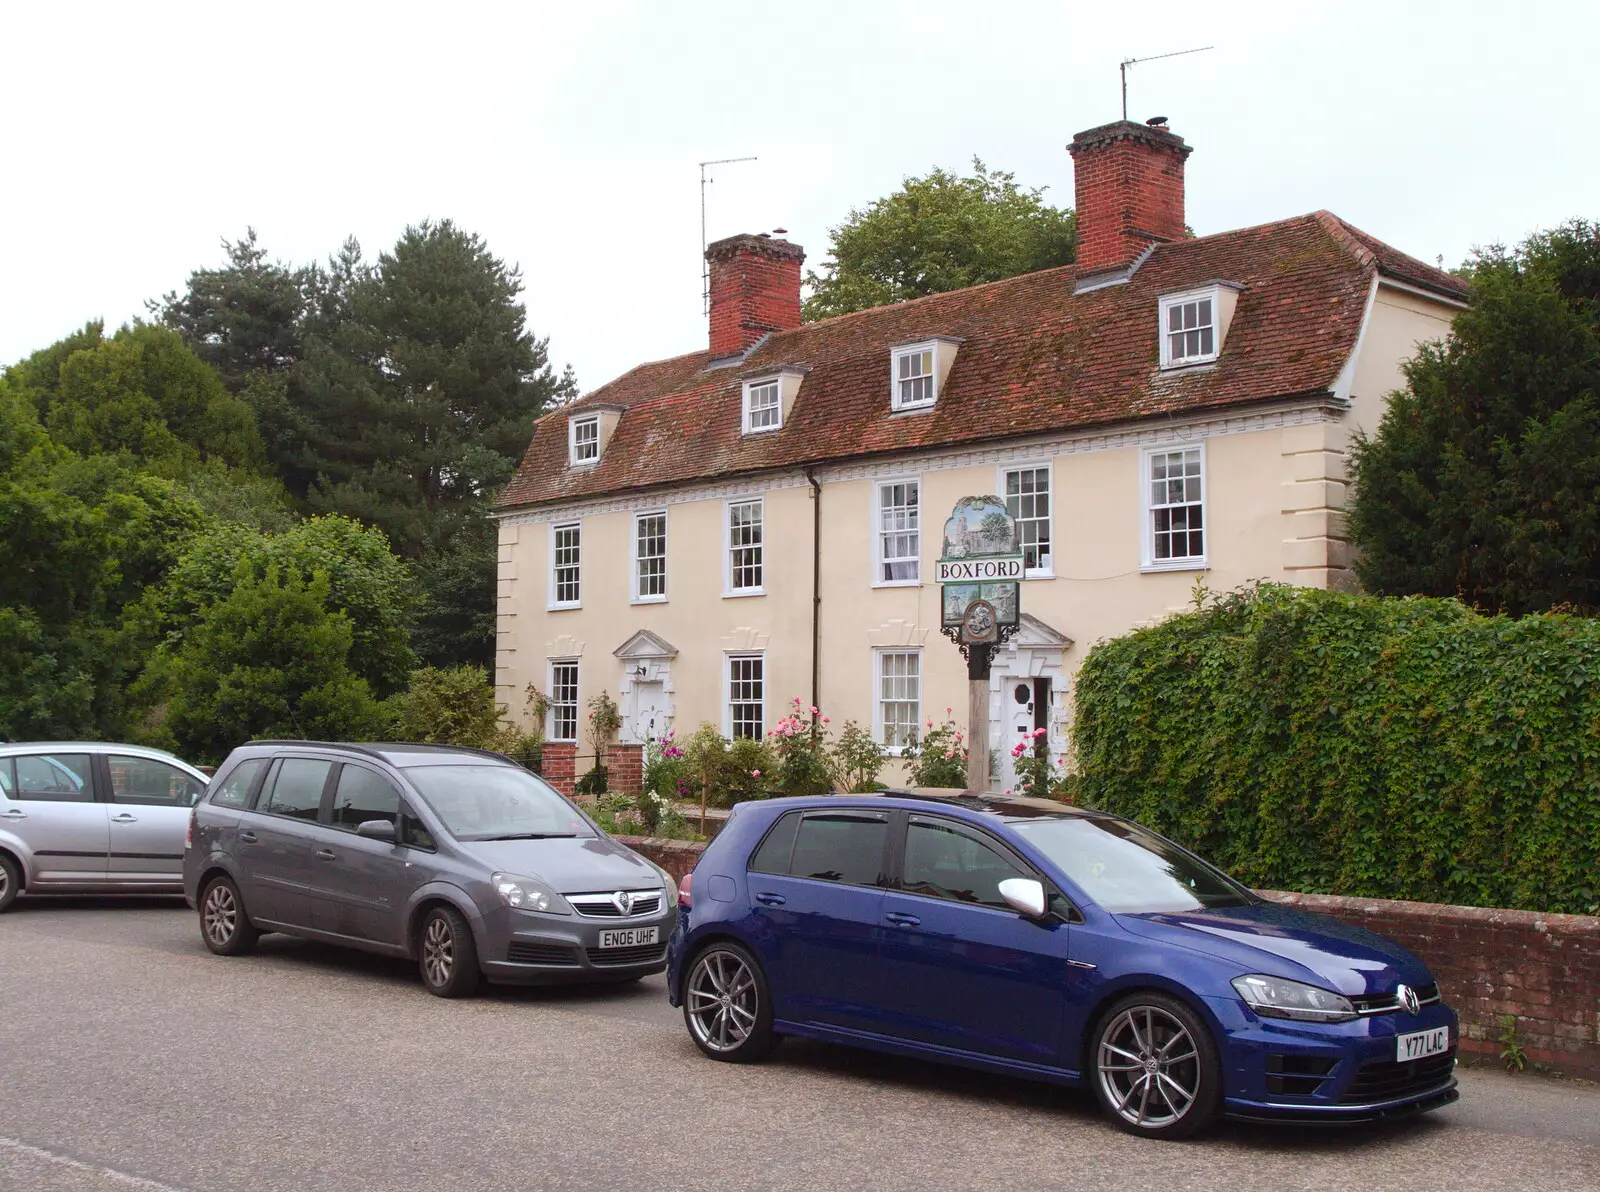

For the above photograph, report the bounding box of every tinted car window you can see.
[262,759,332,821]
[748,811,800,874]
[400,803,437,851]
[0,759,14,798]
[902,815,1028,910]
[330,765,401,830]
[788,811,888,886]
[13,753,94,802]
[209,759,266,809]
[108,755,205,807]
[1009,815,1254,913]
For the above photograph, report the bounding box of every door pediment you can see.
[613,629,679,661]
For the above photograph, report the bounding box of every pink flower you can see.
[925,720,933,728]
[1003,787,1012,796]
[943,750,954,759]
[822,716,830,724]
[809,706,819,716]
[945,707,952,715]
[751,770,761,778]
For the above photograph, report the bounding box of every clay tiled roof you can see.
[499,212,1465,511]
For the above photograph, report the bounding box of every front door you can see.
[629,680,670,745]
[101,753,206,882]
[312,762,418,946]
[5,752,108,881]
[877,813,1070,1066]
[999,677,1053,790]
[744,808,891,1033]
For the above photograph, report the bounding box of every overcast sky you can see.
[3,1,1595,393]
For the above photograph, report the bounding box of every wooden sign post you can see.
[937,497,1021,792]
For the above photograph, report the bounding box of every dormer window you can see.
[569,415,599,465]
[743,378,782,433]
[892,344,937,411]
[1158,284,1239,369]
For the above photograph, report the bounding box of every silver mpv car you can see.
[183,741,679,996]
[0,742,208,911]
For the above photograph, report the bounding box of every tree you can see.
[153,565,388,763]
[1349,220,1600,614]
[386,665,503,747]
[6,322,264,475]
[143,514,417,694]
[802,159,1076,321]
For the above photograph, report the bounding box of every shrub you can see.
[903,713,969,787]
[831,721,888,792]
[680,722,776,807]
[768,699,832,797]
[1072,583,1600,914]
[578,690,622,794]
[386,664,500,746]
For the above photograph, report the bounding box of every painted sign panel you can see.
[942,581,1019,628]
[940,496,1017,560]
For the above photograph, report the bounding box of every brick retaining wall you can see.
[615,836,1600,1080]
[1260,890,1600,1080]
[542,743,576,797]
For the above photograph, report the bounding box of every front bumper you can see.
[478,901,678,985]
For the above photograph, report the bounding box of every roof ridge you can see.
[776,262,1080,338]
[1312,209,1378,269]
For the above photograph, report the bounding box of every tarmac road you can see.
[2,897,1597,1192]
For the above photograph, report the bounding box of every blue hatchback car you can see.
[667,793,1458,1139]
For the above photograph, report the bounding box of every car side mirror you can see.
[998,877,1047,919]
[356,819,397,842]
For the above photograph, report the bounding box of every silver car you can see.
[183,741,679,997]
[0,742,209,911]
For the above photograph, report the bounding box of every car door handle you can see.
[755,892,786,906]
[885,912,921,927]
[1,810,25,820]
[238,830,257,844]
[315,849,337,862]
[111,813,138,823]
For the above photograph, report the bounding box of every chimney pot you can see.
[706,233,805,358]
[1068,119,1192,274]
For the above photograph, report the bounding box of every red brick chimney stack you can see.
[706,233,805,358]
[1068,119,1193,274]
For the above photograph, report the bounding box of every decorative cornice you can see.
[495,397,1341,526]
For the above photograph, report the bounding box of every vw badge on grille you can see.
[611,890,634,916]
[1397,983,1419,1015]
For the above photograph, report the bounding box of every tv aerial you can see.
[700,156,758,315]
[1120,46,1214,120]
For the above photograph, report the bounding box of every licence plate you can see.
[1396,1026,1450,1063]
[598,926,659,949]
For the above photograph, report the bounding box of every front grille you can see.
[1340,1049,1455,1103]
[1265,1053,1339,1097]
[586,942,668,967]
[569,891,663,918]
[1350,982,1442,1016]
[507,941,580,966]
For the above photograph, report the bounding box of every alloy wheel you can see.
[1096,1005,1201,1129]
[686,949,758,1053]
[0,867,8,899]
[203,883,238,947]
[422,916,455,987]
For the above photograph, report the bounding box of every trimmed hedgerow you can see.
[1072,584,1600,915]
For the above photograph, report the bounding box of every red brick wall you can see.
[706,233,804,357]
[1262,891,1600,1080]
[542,743,576,798]
[1069,121,1190,273]
[615,836,703,884]
[608,743,643,796]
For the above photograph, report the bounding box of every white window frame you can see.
[548,521,581,609]
[631,509,668,604]
[568,415,600,465]
[1000,462,1054,579]
[1158,288,1221,369]
[1141,443,1208,571]
[890,342,939,412]
[548,659,579,742]
[742,377,783,434]
[724,652,766,740]
[873,648,922,754]
[872,477,921,586]
[724,496,764,597]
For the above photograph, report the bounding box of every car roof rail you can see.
[244,740,516,765]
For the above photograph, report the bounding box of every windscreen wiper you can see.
[474,832,577,841]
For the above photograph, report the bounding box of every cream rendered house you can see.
[494,118,1468,788]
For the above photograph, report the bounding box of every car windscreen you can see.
[402,765,594,842]
[1008,816,1255,913]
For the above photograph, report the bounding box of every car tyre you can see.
[683,940,777,1063]
[419,905,482,998]
[199,875,260,956]
[1090,992,1222,1140]
[0,853,21,913]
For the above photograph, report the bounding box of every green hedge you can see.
[1072,585,1600,915]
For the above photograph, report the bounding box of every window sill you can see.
[1022,570,1054,581]
[871,579,923,589]
[741,424,782,436]
[630,595,668,606]
[1157,358,1219,372]
[723,589,765,599]
[568,459,600,470]
[1140,560,1209,574]
[889,403,937,416]
[546,602,583,611]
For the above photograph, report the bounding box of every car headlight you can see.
[1232,974,1357,1023]
[653,865,676,896]
[491,872,571,915]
